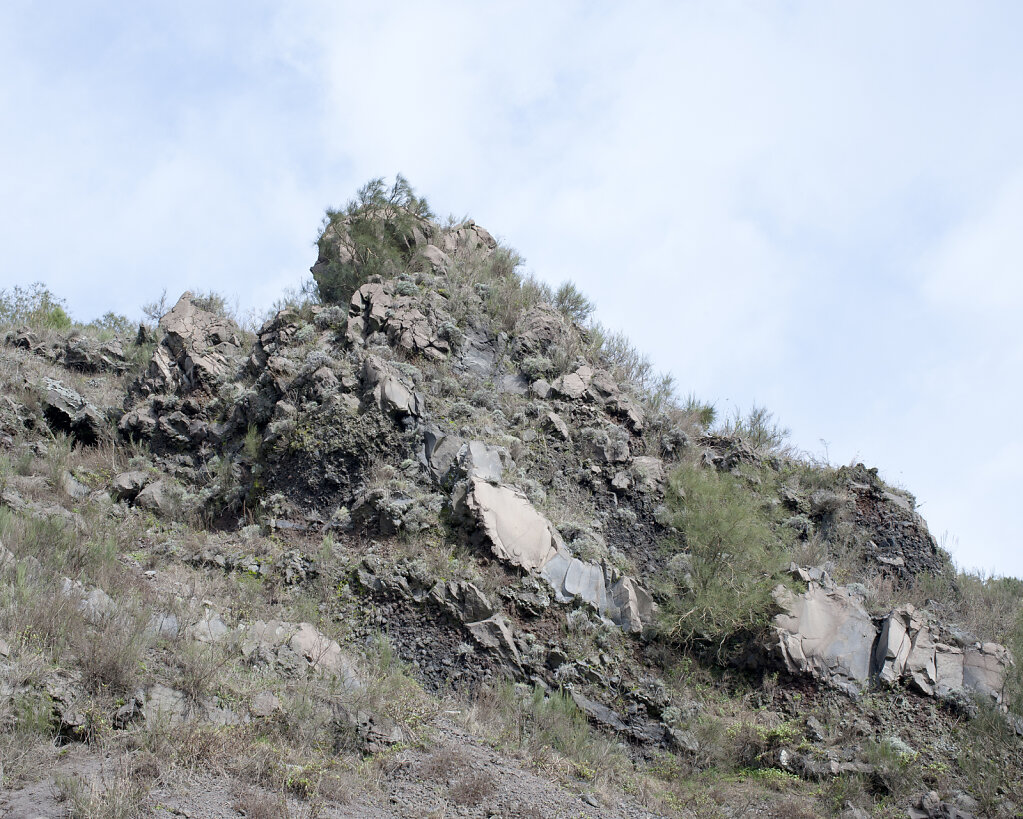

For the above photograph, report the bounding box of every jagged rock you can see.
[134,479,182,516]
[541,553,608,610]
[186,611,230,643]
[45,670,89,741]
[606,576,656,634]
[289,622,353,678]
[429,579,495,623]
[461,479,561,571]
[418,243,451,272]
[630,456,665,494]
[249,691,282,719]
[0,539,16,576]
[110,470,149,502]
[512,304,573,361]
[39,377,108,445]
[335,705,404,754]
[64,336,126,373]
[570,690,628,733]
[113,690,146,729]
[531,379,552,399]
[362,355,423,418]
[458,478,653,632]
[145,684,190,726]
[348,282,450,360]
[874,604,1012,703]
[60,577,117,624]
[147,292,241,393]
[147,612,179,639]
[438,219,497,255]
[466,615,520,665]
[423,430,506,486]
[776,570,1013,704]
[772,579,876,695]
[552,365,592,400]
[541,411,571,441]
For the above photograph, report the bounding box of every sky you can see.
[1,1,1020,575]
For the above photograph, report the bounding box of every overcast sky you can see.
[2,2,1020,575]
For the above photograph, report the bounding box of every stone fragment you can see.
[250,691,282,719]
[110,470,149,502]
[288,623,361,687]
[363,355,423,418]
[134,479,181,516]
[541,411,571,441]
[463,479,560,571]
[39,378,108,445]
[630,456,665,494]
[113,690,146,729]
[466,615,521,664]
[607,576,656,634]
[151,292,241,392]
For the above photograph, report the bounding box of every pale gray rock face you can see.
[466,615,521,665]
[418,243,451,272]
[237,619,362,689]
[465,479,561,572]
[777,570,1014,704]
[772,581,876,695]
[630,456,666,494]
[134,478,181,517]
[460,477,654,633]
[152,292,241,392]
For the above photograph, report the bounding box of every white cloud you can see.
[1,0,1021,573]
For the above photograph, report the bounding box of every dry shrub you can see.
[419,744,469,781]
[447,768,497,806]
[52,757,148,819]
[76,612,149,695]
[232,788,290,819]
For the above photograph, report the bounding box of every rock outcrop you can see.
[457,476,655,633]
[772,566,1014,705]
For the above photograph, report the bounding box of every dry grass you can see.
[52,757,149,819]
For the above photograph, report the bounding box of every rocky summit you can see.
[1,178,1021,818]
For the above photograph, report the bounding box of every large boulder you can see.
[776,569,1014,704]
[39,378,108,445]
[423,429,506,486]
[462,479,561,572]
[771,579,876,695]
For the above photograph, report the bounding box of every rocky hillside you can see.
[1,178,1022,818]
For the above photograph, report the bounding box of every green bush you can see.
[716,405,791,453]
[659,462,790,648]
[0,282,72,330]
[313,175,434,306]
[553,280,594,325]
[84,311,133,338]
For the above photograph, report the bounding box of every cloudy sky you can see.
[2,2,1020,574]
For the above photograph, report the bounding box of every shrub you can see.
[85,311,134,338]
[659,462,790,648]
[313,175,434,306]
[0,282,72,330]
[553,280,594,325]
[716,405,791,454]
